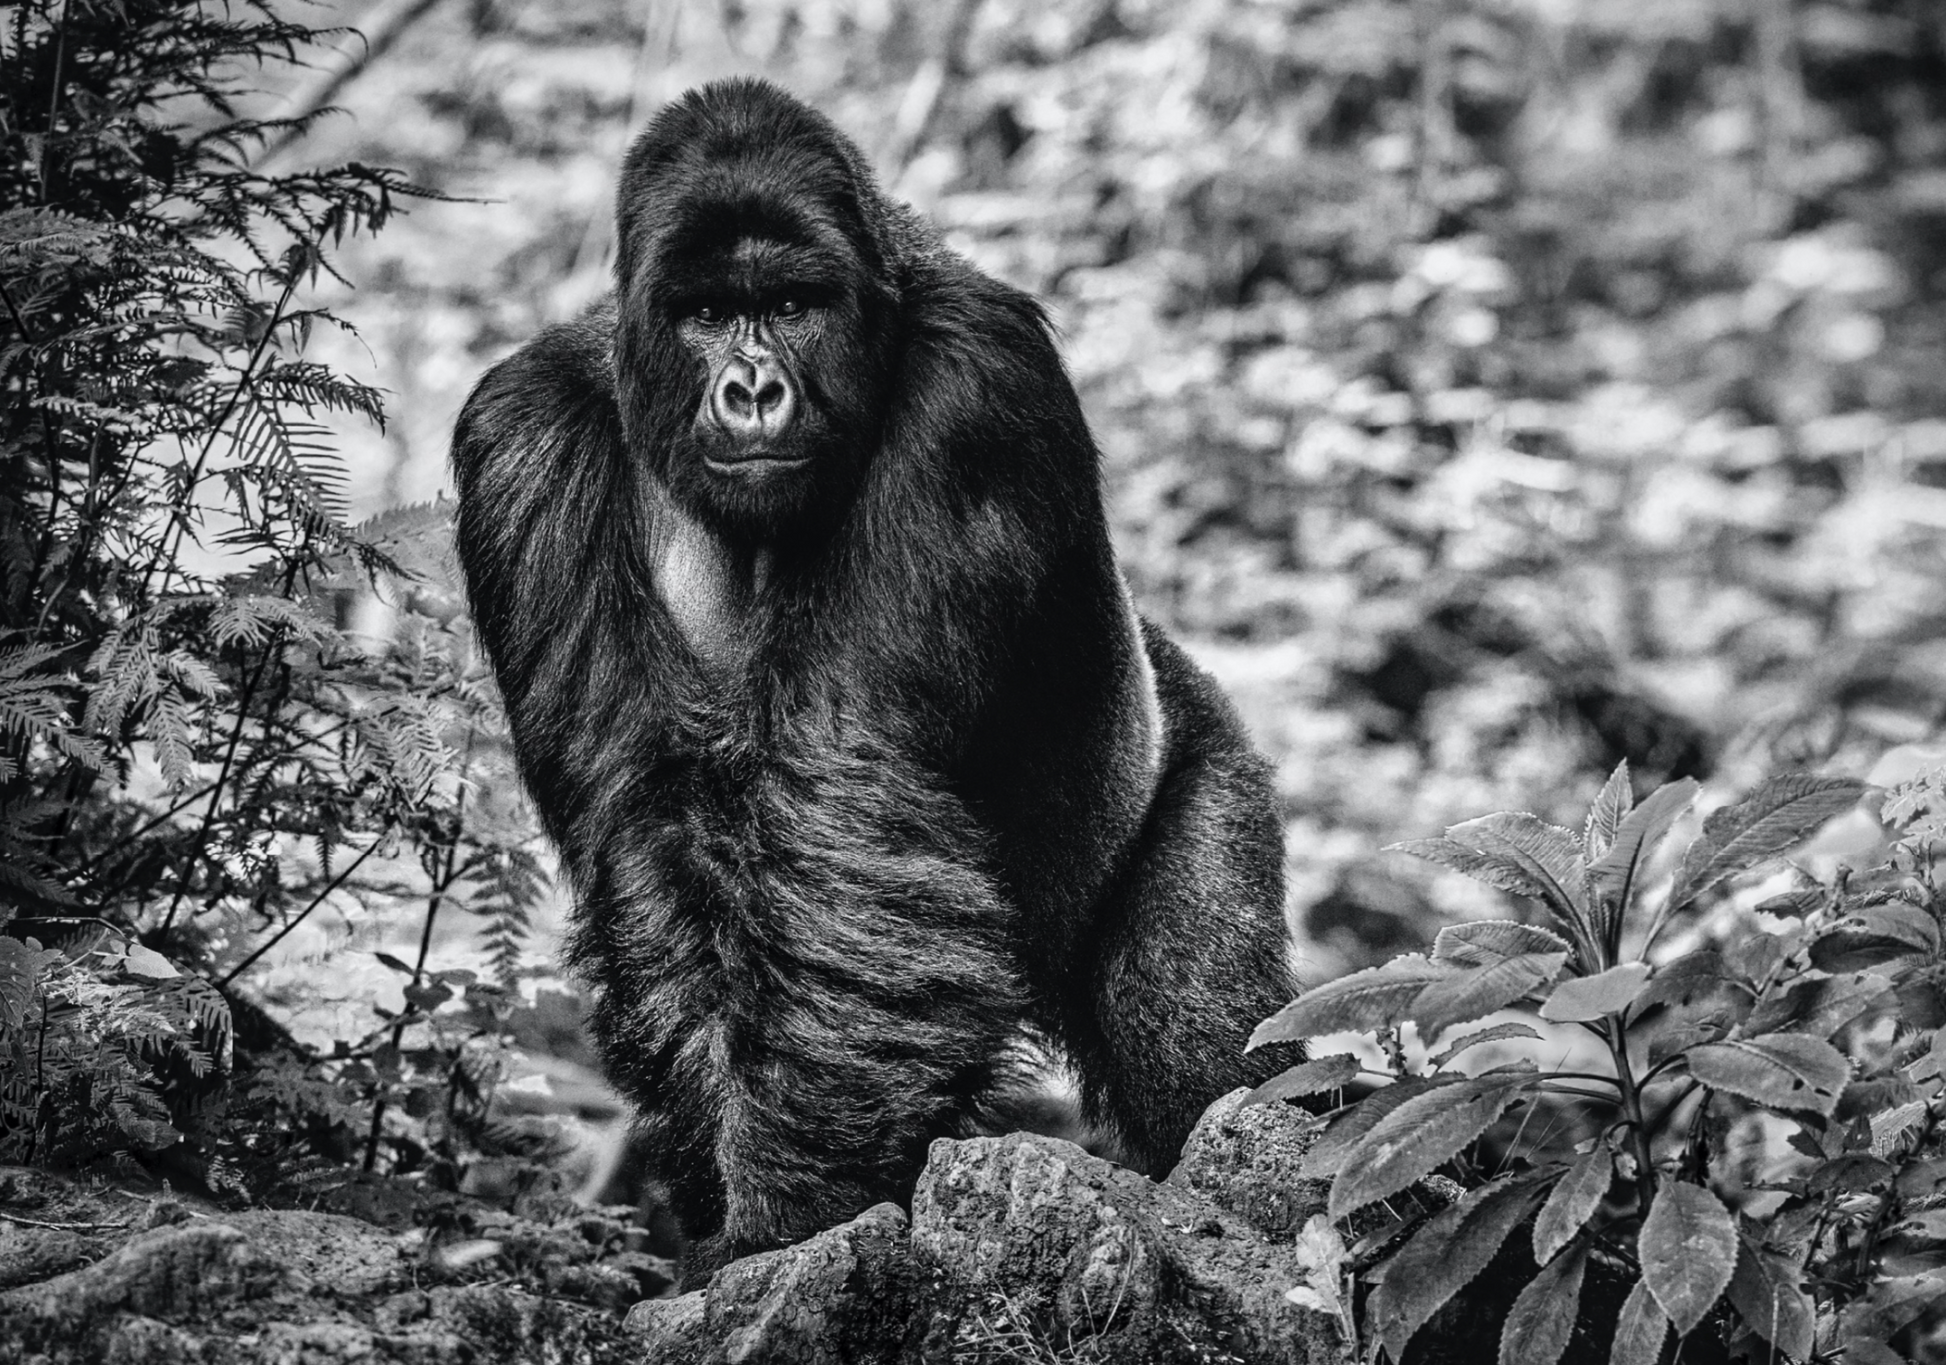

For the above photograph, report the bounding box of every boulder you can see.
[624,1201,916,1364]
[911,1131,1347,1364]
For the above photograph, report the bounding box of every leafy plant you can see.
[0,0,550,1182]
[1250,764,1946,1364]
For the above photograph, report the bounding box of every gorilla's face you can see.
[617,170,898,545]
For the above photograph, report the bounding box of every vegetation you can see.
[1253,764,1946,1363]
[3,0,1945,1357]
[0,0,547,1190]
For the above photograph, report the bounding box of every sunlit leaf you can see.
[1408,951,1568,1041]
[1687,1033,1850,1116]
[1248,955,1454,1048]
[1540,962,1653,1022]
[1608,1278,1669,1365]
[1587,779,1698,941]
[1583,760,1633,862]
[1533,1147,1613,1263]
[1639,1181,1738,1334]
[1432,920,1573,967]
[1329,1073,1533,1219]
[120,945,179,980]
[1668,775,1870,909]
[1445,812,1590,929]
[1243,1053,1361,1106]
[1498,1243,1587,1365]
[1300,1077,1445,1179]
[1429,1022,1542,1068]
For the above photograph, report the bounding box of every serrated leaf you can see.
[1725,1235,1813,1361]
[1408,951,1568,1041]
[1534,1147,1613,1263]
[1432,919,1573,967]
[1745,972,1893,1038]
[1639,1181,1738,1334]
[1430,1022,1543,1068]
[1668,775,1870,909]
[1243,1053,1361,1106]
[1368,1172,1552,1363]
[1809,905,1941,972]
[1608,1277,1669,1365]
[1498,1242,1587,1365]
[1584,761,1633,861]
[1540,962,1654,1022]
[1389,836,1556,903]
[1446,812,1590,929]
[1688,1033,1850,1116]
[1329,1074,1533,1220]
[1301,1077,1445,1179]
[1248,955,1454,1048]
[1588,779,1699,941]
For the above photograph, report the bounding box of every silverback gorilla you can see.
[452,79,1297,1271]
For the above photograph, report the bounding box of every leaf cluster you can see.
[1251,765,1946,1364]
[0,0,550,1187]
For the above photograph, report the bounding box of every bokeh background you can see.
[253,0,1946,1000]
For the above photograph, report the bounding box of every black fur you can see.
[452,78,1297,1271]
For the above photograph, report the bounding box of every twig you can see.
[0,1211,129,1232]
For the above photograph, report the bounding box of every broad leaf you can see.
[1368,1172,1552,1363]
[1725,1234,1814,1362]
[1248,955,1454,1048]
[1588,779,1699,941]
[1534,1147,1613,1263]
[1244,1053,1361,1106]
[1668,774,1869,909]
[1408,951,1568,1041]
[1389,837,1552,901]
[1639,1181,1738,1334]
[1301,1077,1445,1178]
[1809,905,1941,972]
[1745,971,1893,1038]
[1429,1022,1542,1068]
[1498,1243,1588,1365]
[1445,812,1590,928]
[1608,1278,1669,1365]
[1583,760,1633,862]
[1688,1033,1850,1116]
[1540,962,1654,1022]
[1432,919,1573,967]
[120,944,180,980]
[1329,1073,1533,1219]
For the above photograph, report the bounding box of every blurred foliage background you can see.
[285,0,1946,977]
[4,0,1946,1201]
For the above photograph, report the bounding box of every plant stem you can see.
[1604,1019,1658,1211]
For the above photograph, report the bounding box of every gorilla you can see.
[452,78,1296,1273]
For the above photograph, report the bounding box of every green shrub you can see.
[1253,765,1946,1364]
[0,0,546,1182]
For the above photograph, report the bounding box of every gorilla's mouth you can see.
[704,452,811,476]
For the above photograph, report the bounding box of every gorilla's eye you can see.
[694,303,723,324]
[776,297,804,318]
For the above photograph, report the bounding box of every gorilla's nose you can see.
[712,354,796,441]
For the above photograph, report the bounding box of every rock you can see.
[0,1168,638,1364]
[625,1201,916,1364]
[1167,1087,1333,1241]
[911,1132,1349,1365]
